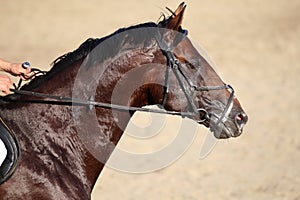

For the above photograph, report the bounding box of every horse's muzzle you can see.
[206,111,248,139]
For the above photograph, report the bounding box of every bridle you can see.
[160,49,235,124]
[157,30,235,126]
[7,31,235,127]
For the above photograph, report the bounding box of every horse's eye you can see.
[188,59,200,69]
[181,29,188,36]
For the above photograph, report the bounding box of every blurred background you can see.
[1,0,299,199]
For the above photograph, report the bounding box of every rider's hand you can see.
[0,60,33,94]
[0,74,13,94]
[8,63,32,80]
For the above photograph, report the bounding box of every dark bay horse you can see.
[0,3,247,199]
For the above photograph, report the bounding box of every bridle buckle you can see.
[196,108,209,123]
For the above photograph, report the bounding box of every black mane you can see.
[19,22,158,91]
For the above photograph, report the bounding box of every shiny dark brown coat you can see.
[0,3,247,199]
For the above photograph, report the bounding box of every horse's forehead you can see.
[173,38,201,61]
[173,38,223,80]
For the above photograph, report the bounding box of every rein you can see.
[9,88,196,118]
[7,32,235,126]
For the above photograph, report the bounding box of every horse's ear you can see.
[164,2,186,31]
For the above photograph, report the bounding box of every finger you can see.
[1,86,12,94]
[20,67,32,75]
[20,71,35,80]
[0,77,13,94]
[0,74,13,84]
[26,67,31,74]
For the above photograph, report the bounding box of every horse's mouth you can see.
[210,122,237,139]
[201,114,242,139]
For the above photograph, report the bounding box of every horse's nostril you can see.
[235,112,248,125]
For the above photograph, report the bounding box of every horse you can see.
[0,3,247,199]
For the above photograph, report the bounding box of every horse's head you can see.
[70,2,247,140]
[150,2,248,139]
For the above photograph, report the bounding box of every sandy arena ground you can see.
[1,0,299,199]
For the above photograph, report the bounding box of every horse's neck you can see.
[0,43,162,195]
[0,61,108,196]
